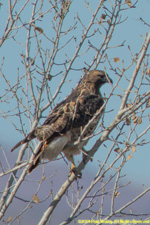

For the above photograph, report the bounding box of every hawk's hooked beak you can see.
[108,77,113,84]
[105,73,113,85]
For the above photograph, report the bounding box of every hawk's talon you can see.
[68,167,82,179]
[68,162,82,178]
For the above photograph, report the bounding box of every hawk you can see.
[11,70,112,174]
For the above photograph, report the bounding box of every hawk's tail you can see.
[11,130,36,152]
[28,155,40,173]
[28,143,43,173]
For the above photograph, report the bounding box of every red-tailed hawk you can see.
[11,70,112,174]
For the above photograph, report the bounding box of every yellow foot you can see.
[68,163,82,178]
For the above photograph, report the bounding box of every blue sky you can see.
[1,1,150,222]
[1,0,150,180]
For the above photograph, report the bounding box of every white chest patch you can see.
[41,131,71,161]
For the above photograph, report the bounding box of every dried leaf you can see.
[113,57,120,63]
[132,114,142,125]
[132,114,138,124]
[42,175,46,181]
[137,118,142,124]
[146,68,150,75]
[99,18,103,25]
[100,14,106,24]
[7,216,12,222]
[127,154,132,160]
[125,0,132,7]
[114,148,121,154]
[114,191,120,198]
[131,145,136,153]
[33,194,39,204]
[35,27,43,34]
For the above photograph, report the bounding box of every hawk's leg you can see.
[70,164,82,179]
[65,154,82,178]
[71,161,76,171]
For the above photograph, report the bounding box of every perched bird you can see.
[11,70,112,174]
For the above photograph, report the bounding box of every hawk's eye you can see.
[101,75,105,78]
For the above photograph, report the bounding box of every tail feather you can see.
[11,130,43,174]
[11,130,36,152]
[28,157,40,173]
[28,143,43,173]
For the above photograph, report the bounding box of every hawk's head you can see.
[84,70,113,91]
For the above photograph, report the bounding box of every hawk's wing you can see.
[11,89,78,152]
[11,100,71,151]
[11,89,104,152]
[38,92,104,139]
[11,90,104,173]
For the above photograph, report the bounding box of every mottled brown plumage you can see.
[11,70,112,173]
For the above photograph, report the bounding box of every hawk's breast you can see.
[42,131,72,160]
